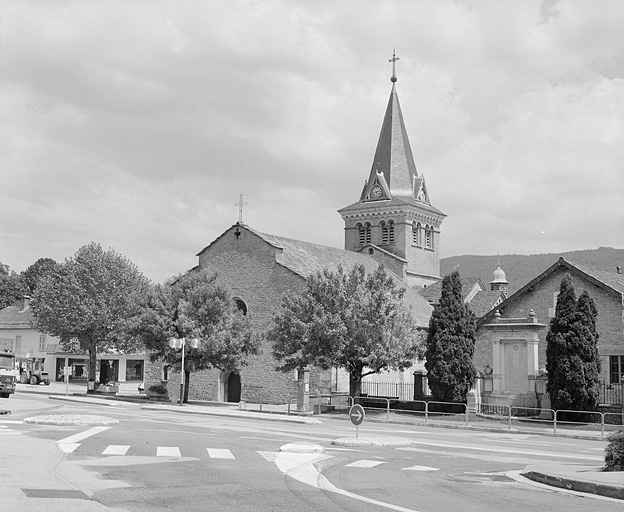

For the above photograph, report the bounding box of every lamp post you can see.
[168,337,200,406]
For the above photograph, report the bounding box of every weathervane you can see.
[236,193,247,223]
[389,49,399,83]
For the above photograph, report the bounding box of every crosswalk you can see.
[0,424,21,435]
[57,441,441,471]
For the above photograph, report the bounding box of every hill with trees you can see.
[440,247,624,296]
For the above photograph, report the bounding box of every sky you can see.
[1,0,623,284]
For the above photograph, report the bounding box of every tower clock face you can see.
[370,185,383,199]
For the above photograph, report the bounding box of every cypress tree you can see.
[424,270,476,402]
[546,274,601,412]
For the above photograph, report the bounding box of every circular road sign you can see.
[349,404,365,426]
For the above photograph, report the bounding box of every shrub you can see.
[604,430,624,472]
[148,383,168,394]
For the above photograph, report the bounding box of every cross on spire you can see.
[236,193,247,223]
[389,49,399,83]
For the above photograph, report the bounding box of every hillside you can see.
[440,247,624,296]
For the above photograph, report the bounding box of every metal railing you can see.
[600,382,623,405]
[361,381,414,401]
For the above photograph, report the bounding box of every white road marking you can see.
[400,441,601,461]
[57,426,110,444]
[103,445,130,456]
[403,465,439,471]
[207,448,235,459]
[157,446,181,457]
[58,443,81,453]
[347,460,385,468]
[272,451,421,512]
[0,431,21,435]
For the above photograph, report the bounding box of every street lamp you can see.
[168,337,200,406]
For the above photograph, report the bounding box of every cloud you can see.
[1,0,623,283]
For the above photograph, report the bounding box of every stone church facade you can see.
[146,69,443,404]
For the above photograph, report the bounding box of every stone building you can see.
[475,257,624,407]
[148,69,442,404]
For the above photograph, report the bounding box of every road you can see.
[2,394,621,512]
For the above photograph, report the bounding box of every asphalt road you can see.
[3,395,622,512]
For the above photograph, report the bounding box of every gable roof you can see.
[477,257,624,327]
[418,275,501,318]
[0,304,35,329]
[199,223,433,328]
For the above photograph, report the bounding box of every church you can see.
[145,60,447,404]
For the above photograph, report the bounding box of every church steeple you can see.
[339,53,446,288]
[362,83,418,200]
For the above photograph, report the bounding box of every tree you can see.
[21,258,59,295]
[267,264,422,398]
[424,270,476,403]
[31,243,149,393]
[129,270,258,403]
[0,263,25,309]
[546,274,601,412]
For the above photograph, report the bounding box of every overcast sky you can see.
[1,0,623,283]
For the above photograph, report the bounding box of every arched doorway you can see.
[227,372,241,402]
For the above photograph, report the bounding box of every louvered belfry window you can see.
[381,222,388,245]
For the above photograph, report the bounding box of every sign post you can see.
[64,366,70,396]
[349,404,365,439]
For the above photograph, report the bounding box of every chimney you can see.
[20,295,31,311]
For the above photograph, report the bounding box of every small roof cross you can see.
[389,49,400,83]
[236,193,248,223]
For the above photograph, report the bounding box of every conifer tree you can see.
[546,274,601,412]
[424,270,476,402]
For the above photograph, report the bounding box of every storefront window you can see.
[126,359,144,381]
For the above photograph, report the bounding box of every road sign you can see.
[349,404,365,426]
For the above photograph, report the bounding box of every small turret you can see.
[490,263,508,297]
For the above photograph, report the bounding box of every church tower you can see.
[338,53,446,287]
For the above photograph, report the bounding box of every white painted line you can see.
[274,451,420,512]
[403,465,439,471]
[57,426,110,445]
[346,460,385,468]
[157,446,181,457]
[102,445,130,456]
[207,449,235,459]
[400,441,601,461]
[0,431,21,435]
[58,443,80,453]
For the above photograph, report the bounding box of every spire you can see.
[364,52,418,200]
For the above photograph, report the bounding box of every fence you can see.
[600,382,623,405]
[361,381,414,401]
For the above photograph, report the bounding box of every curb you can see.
[521,471,624,500]
[331,437,413,447]
[140,404,322,424]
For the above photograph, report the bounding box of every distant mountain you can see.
[440,247,624,296]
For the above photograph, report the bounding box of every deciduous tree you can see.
[268,264,423,398]
[129,270,258,403]
[31,243,149,392]
[424,271,476,403]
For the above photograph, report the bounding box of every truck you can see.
[0,351,18,398]
[17,357,50,385]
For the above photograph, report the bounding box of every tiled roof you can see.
[0,305,35,329]
[567,260,624,294]
[255,230,381,277]
[418,276,482,302]
[252,229,433,327]
[468,290,503,317]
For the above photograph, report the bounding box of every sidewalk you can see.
[10,381,624,501]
